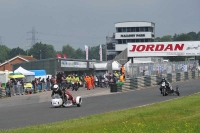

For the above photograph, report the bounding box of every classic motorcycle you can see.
[51,94,82,108]
[161,82,180,96]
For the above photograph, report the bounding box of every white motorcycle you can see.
[51,94,82,108]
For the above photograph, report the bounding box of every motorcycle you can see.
[100,78,106,88]
[161,82,180,96]
[71,82,78,91]
[51,94,82,108]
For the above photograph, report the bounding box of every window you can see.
[136,27,139,32]
[136,39,140,42]
[145,27,148,32]
[139,27,144,32]
[122,28,127,32]
[131,39,135,42]
[117,28,122,32]
[123,39,126,44]
[127,39,131,43]
[127,27,131,32]
[140,39,145,42]
[118,39,122,44]
[145,39,149,42]
[131,27,135,32]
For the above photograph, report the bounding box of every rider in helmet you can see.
[51,84,62,97]
[51,84,67,104]
[158,77,172,94]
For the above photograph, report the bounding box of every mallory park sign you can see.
[127,41,200,57]
[121,34,145,37]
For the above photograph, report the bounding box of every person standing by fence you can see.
[6,80,12,97]
[20,79,24,95]
[46,76,50,91]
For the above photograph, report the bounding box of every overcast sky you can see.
[0,0,199,51]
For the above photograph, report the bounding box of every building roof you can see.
[18,55,37,61]
[0,55,37,67]
[114,21,155,24]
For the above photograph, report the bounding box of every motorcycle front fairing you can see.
[51,94,63,107]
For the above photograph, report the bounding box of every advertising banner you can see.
[85,45,89,60]
[99,44,102,61]
[128,41,200,57]
[61,61,87,68]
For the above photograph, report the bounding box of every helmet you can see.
[53,84,59,91]
[162,77,165,80]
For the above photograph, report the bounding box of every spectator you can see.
[20,79,24,95]
[32,79,36,93]
[41,78,46,91]
[6,80,12,97]
[46,76,50,91]
[17,80,21,95]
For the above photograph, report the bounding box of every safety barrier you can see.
[0,88,6,98]
[122,70,199,92]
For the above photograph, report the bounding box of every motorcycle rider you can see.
[51,84,66,103]
[158,77,172,94]
[65,89,74,103]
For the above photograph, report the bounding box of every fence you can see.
[127,60,199,78]
[0,82,51,98]
[122,70,199,92]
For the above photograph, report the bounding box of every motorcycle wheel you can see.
[176,86,180,96]
[162,88,166,96]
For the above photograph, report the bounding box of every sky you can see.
[0,0,199,51]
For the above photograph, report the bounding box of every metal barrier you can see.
[128,60,199,78]
[122,70,199,92]
[0,88,2,98]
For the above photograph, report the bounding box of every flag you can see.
[63,54,67,58]
[99,44,102,61]
[85,45,88,60]
[56,54,61,58]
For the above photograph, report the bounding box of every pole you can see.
[105,44,107,61]
[40,50,41,60]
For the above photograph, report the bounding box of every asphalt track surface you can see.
[0,79,200,130]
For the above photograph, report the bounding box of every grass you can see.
[1,93,200,133]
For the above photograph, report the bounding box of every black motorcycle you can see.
[71,82,78,91]
[161,82,180,96]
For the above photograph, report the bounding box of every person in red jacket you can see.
[65,89,74,102]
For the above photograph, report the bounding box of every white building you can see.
[106,21,155,61]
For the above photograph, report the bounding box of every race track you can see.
[0,79,200,130]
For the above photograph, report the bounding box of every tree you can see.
[187,32,197,40]
[0,45,11,63]
[29,42,56,60]
[8,47,26,59]
[154,37,161,42]
[174,33,192,41]
[74,48,85,59]
[62,44,76,58]
[160,35,172,42]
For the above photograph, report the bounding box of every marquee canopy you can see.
[14,66,35,76]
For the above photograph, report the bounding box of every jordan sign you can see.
[127,41,200,57]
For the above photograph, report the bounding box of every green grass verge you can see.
[1,93,200,133]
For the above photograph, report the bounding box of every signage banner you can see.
[128,41,200,57]
[61,61,87,68]
[85,45,89,60]
[99,44,102,61]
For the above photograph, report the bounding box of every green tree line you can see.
[0,31,199,63]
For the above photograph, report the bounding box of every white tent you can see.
[112,61,121,70]
[14,66,35,75]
